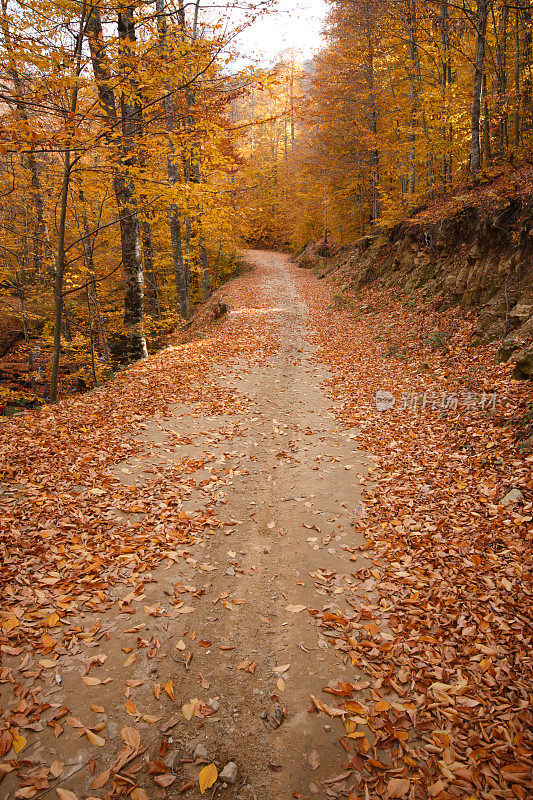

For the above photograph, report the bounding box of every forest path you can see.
[1,251,371,800]
[2,251,531,800]
[110,250,370,799]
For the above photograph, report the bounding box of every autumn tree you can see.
[0,0,263,403]
[237,0,532,248]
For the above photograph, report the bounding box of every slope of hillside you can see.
[299,165,533,380]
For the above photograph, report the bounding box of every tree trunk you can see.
[199,232,211,302]
[156,0,189,319]
[290,57,295,147]
[471,0,488,180]
[50,4,86,401]
[77,187,109,361]
[496,2,508,155]
[368,34,380,222]
[190,157,211,302]
[514,1,521,145]
[0,0,52,279]
[140,211,160,317]
[482,73,493,166]
[178,0,211,305]
[86,2,147,361]
[407,1,418,196]
[522,1,532,135]
[441,0,450,183]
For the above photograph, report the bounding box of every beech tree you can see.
[471,0,490,179]
[0,0,261,402]
[86,2,148,363]
[236,0,532,248]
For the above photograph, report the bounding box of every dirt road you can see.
[115,250,370,798]
[1,251,371,800]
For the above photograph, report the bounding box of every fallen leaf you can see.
[164,679,175,700]
[12,730,26,754]
[82,676,102,686]
[182,698,200,720]
[86,730,105,747]
[121,726,141,749]
[310,696,346,717]
[92,768,111,790]
[308,749,320,770]
[386,778,411,798]
[199,763,218,794]
[237,660,257,673]
[50,760,64,778]
[130,790,150,800]
[125,700,138,716]
[155,774,177,787]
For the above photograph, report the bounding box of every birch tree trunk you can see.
[86,2,147,361]
[471,0,489,180]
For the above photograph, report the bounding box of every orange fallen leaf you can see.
[164,679,175,700]
[50,760,64,778]
[199,763,218,794]
[310,696,346,717]
[386,778,411,798]
[130,790,150,800]
[237,660,257,673]
[3,616,19,632]
[12,730,26,754]
[182,698,201,720]
[125,700,138,716]
[121,726,141,749]
[86,730,105,747]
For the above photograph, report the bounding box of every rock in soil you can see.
[220,762,238,784]
[193,744,209,762]
[264,701,286,729]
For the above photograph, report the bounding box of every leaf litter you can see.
[0,255,531,799]
[297,267,532,799]
[0,265,280,798]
